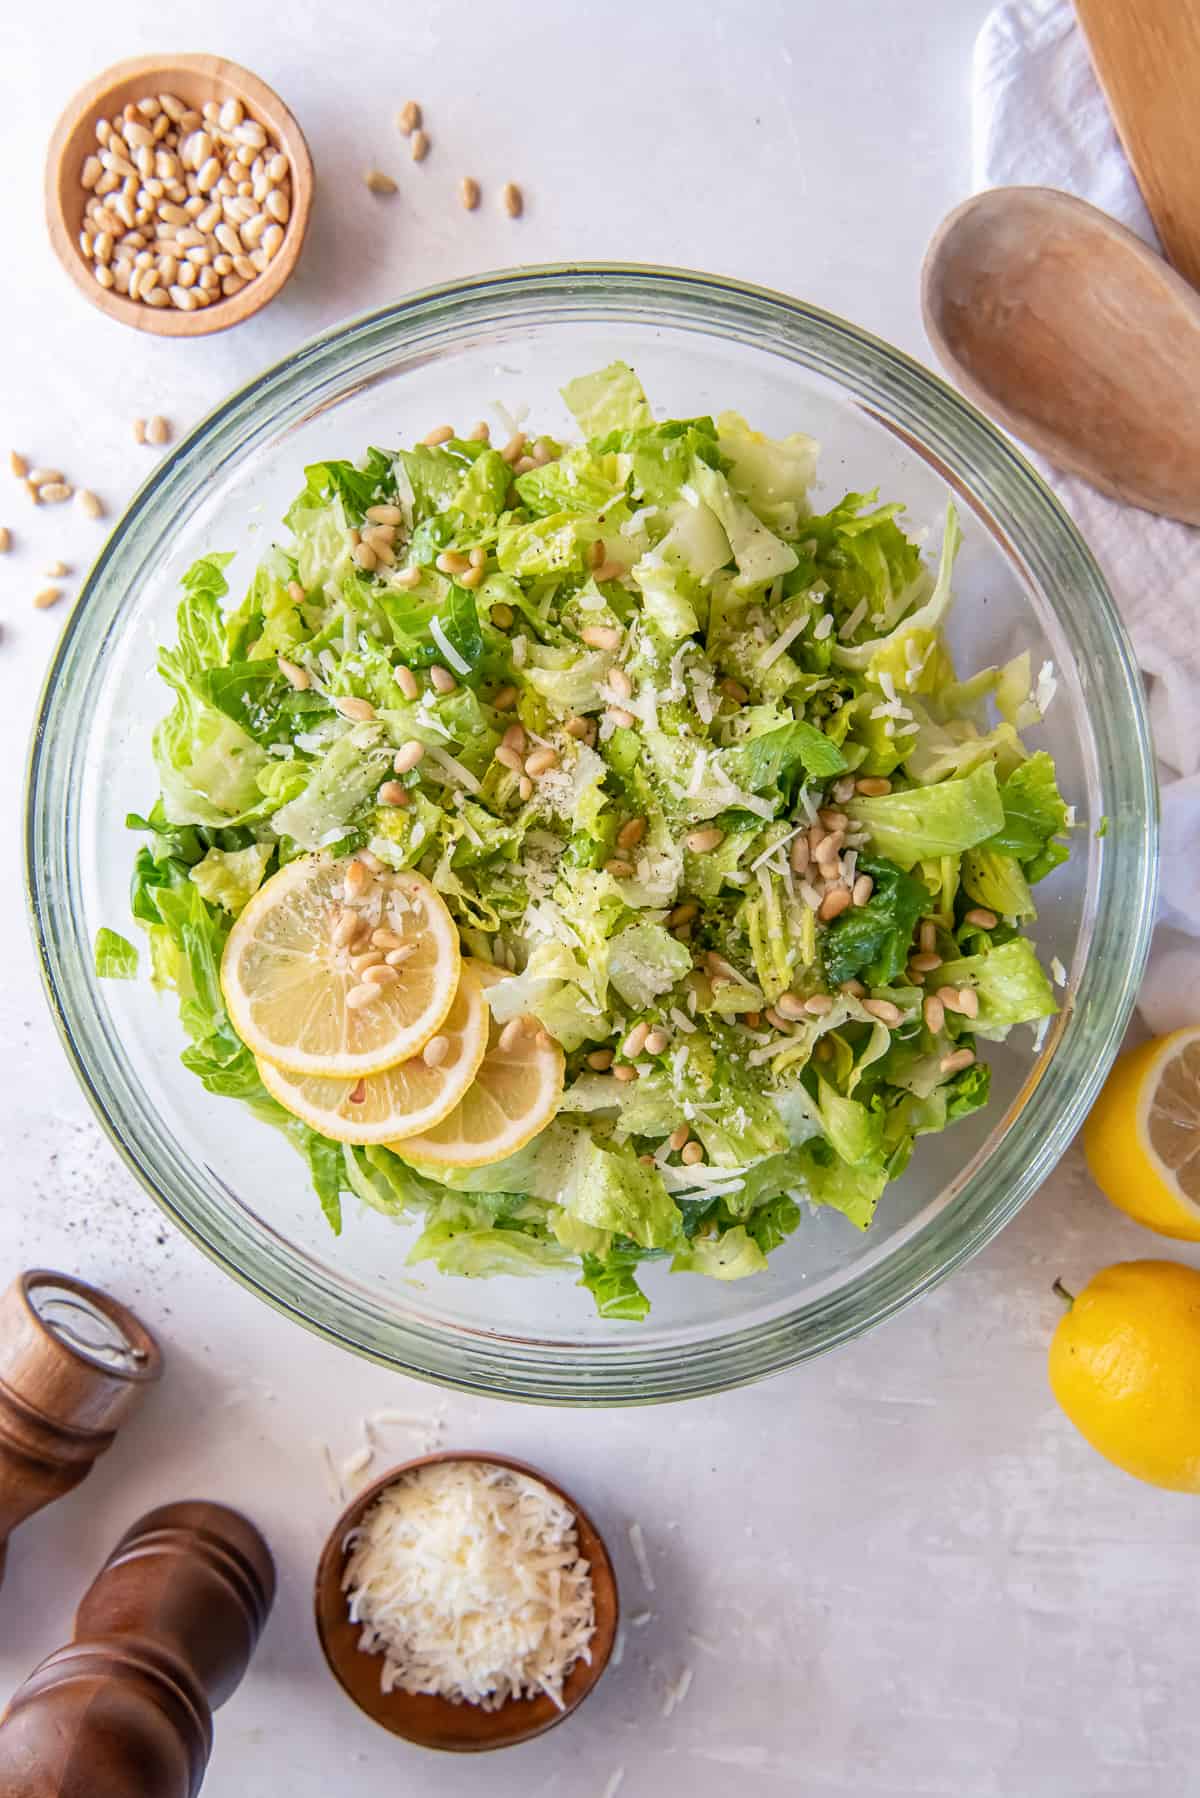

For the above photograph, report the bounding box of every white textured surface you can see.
[1,5,1198,1795]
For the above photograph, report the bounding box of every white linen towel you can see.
[974,0,1200,1034]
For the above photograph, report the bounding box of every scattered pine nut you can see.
[345,983,379,1011]
[38,483,72,504]
[0,527,9,553]
[790,835,811,873]
[146,415,170,445]
[396,666,420,700]
[819,887,852,922]
[862,998,903,1026]
[587,1049,614,1071]
[940,1048,976,1075]
[8,451,27,478]
[668,902,698,927]
[422,1033,450,1068]
[33,587,64,609]
[919,920,937,955]
[24,481,41,505]
[608,667,634,699]
[852,874,874,907]
[669,1123,691,1152]
[775,993,807,1021]
[43,560,69,577]
[77,488,104,519]
[923,993,946,1034]
[855,776,892,796]
[386,945,416,966]
[612,1063,638,1082]
[133,417,147,445]
[397,100,422,136]
[362,963,399,986]
[617,816,646,850]
[685,827,725,854]
[518,776,534,801]
[334,695,377,721]
[910,952,942,973]
[492,684,518,710]
[643,1028,670,1055]
[422,424,454,446]
[963,907,998,929]
[955,986,980,1019]
[28,467,64,486]
[804,994,834,1016]
[581,624,621,651]
[604,857,635,878]
[410,129,430,163]
[332,908,359,948]
[607,707,637,729]
[525,747,559,777]
[680,1140,705,1166]
[378,781,410,807]
[429,664,457,695]
[501,181,523,218]
[364,169,398,195]
[460,177,480,211]
[393,740,426,774]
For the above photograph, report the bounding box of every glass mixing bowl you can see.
[26,266,1156,1403]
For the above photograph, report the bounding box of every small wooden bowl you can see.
[45,53,313,338]
[314,1452,619,1753]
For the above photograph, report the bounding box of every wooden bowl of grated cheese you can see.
[313,1452,619,1751]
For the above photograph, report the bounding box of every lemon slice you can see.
[221,856,460,1078]
[256,964,489,1145]
[393,961,565,1168]
[1083,1027,1200,1241]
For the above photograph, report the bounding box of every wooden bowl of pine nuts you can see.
[45,53,313,337]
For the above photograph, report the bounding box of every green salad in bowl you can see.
[109,359,1067,1322]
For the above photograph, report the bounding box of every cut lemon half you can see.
[1083,1027,1200,1241]
[392,960,564,1169]
[255,965,489,1144]
[221,856,460,1079]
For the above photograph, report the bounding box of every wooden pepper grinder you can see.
[0,1269,162,1589]
[0,1498,276,1797]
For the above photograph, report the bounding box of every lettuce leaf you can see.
[561,361,653,436]
[821,856,930,985]
[936,937,1058,1035]
[985,752,1070,883]
[94,927,138,979]
[845,762,1005,870]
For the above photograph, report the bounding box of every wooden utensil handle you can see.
[0,1501,274,1798]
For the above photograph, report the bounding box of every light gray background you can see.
[2,5,1197,1795]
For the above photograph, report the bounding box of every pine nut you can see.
[607,707,636,729]
[430,665,457,695]
[819,809,848,831]
[393,740,426,774]
[720,677,749,703]
[805,994,834,1015]
[775,993,807,1020]
[491,602,514,628]
[923,993,945,1033]
[919,921,937,954]
[855,777,892,796]
[0,528,8,553]
[525,747,559,777]
[366,504,404,524]
[147,415,170,444]
[668,902,698,926]
[365,169,397,194]
[495,745,523,773]
[422,1033,450,1068]
[817,828,846,861]
[410,129,430,163]
[832,775,858,803]
[378,781,410,806]
[468,420,490,441]
[613,1063,638,1082]
[956,986,980,1018]
[608,667,633,699]
[643,1028,670,1055]
[581,625,621,651]
[669,1123,691,1152]
[852,875,874,907]
[344,860,374,901]
[363,963,399,986]
[492,685,518,709]
[396,666,420,700]
[397,100,422,135]
[501,181,523,217]
[910,952,942,973]
[39,482,72,503]
[617,817,646,850]
[604,858,635,878]
[564,714,590,739]
[936,986,967,1015]
[436,550,471,575]
[819,887,852,922]
[863,998,903,1026]
[9,450,27,477]
[940,1048,977,1075]
[386,945,417,967]
[371,928,405,951]
[594,560,626,582]
[500,432,527,465]
[460,176,480,210]
[841,978,867,997]
[33,587,63,609]
[352,542,378,572]
[681,1140,705,1165]
[790,835,811,874]
[685,827,724,854]
[501,722,527,753]
[277,656,309,690]
[335,695,377,722]
[588,1049,614,1071]
[963,907,998,929]
[423,425,454,446]
[332,908,360,948]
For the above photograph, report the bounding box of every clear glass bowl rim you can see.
[26,263,1157,1404]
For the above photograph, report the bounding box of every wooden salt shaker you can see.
[0,1499,276,1796]
[0,1270,162,1588]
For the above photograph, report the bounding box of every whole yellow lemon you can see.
[1048,1259,1200,1491]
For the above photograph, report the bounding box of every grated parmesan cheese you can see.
[628,1520,656,1593]
[757,613,807,670]
[813,612,834,641]
[343,1461,596,1711]
[429,616,472,677]
[838,599,867,640]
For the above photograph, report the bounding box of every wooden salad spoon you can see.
[922,185,1200,524]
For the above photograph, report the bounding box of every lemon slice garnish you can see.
[256,964,489,1144]
[1084,1026,1200,1241]
[221,856,460,1079]
[392,960,564,1168]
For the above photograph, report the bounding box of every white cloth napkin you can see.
[974,0,1200,1034]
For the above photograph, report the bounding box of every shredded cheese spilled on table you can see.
[342,1460,596,1710]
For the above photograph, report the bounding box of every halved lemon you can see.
[1083,1027,1200,1241]
[392,960,565,1168]
[221,856,460,1079]
[256,964,489,1144]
